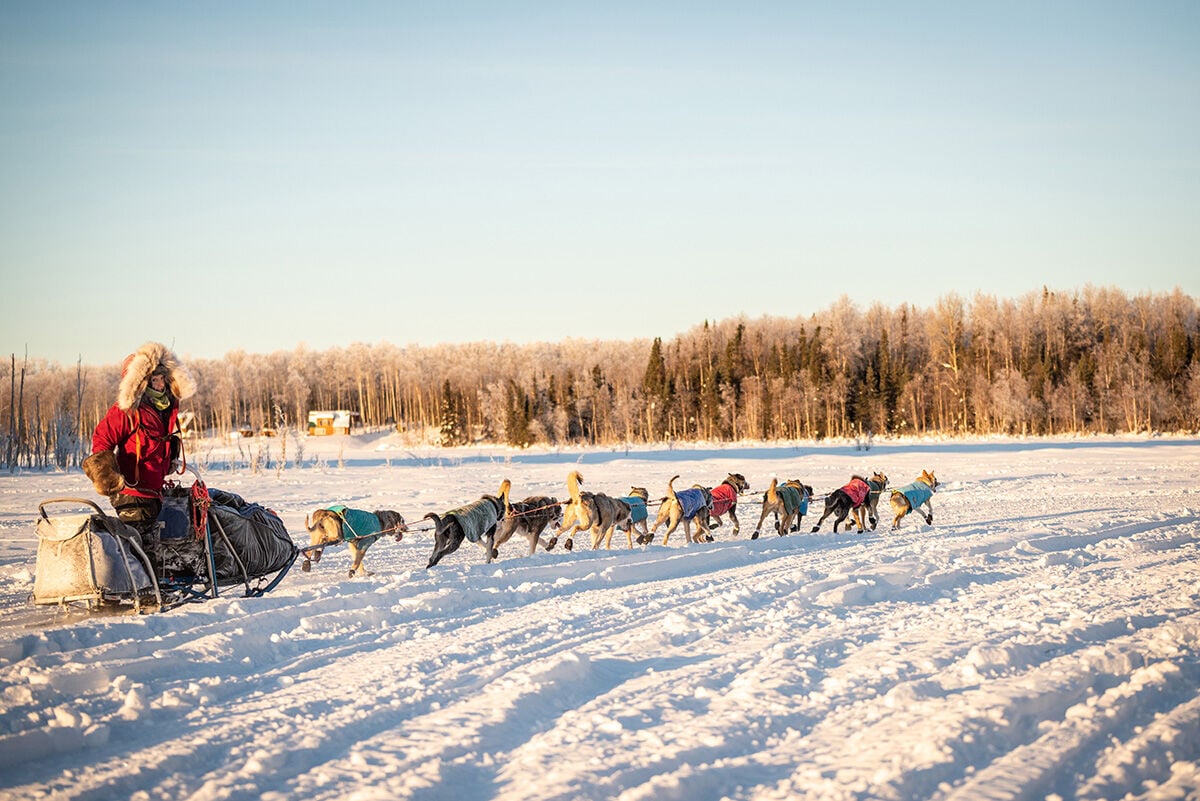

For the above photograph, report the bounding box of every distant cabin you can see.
[307,410,358,436]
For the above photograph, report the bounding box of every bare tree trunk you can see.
[6,354,14,470]
[17,353,27,469]
[75,358,86,467]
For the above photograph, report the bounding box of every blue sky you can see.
[2,2,1198,366]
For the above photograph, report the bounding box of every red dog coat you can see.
[710,482,738,516]
[842,478,870,507]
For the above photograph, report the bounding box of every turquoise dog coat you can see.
[618,497,648,524]
[894,482,934,509]
[326,506,386,541]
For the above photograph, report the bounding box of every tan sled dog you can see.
[752,477,810,539]
[648,475,712,546]
[304,507,407,577]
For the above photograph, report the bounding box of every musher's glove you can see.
[82,451,126,496]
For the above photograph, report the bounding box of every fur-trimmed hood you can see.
[117,342,197,411]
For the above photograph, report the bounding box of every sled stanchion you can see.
[123,534,162,611]
[209,513,252,596]
[204,518,219,599]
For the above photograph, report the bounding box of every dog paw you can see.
[301,559,311,572]
[810,526,819,533]
[710,520,722,528]
[751,531,760,540]
[704,535,714,543]
[491,549,499,559]
[545,538,558,551]
[564,540,574,551]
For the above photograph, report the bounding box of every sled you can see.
[32,474,300,614]
[33,498,162,614]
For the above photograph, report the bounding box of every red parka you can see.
[92,399,180,499]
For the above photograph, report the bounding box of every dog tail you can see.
[667,475,680,501]
[766,475,779,504]
[305,513,316,532]
[567,470,584,503]
[498,478,512,515]
[423,512,443,530]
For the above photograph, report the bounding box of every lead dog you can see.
[753,477,811,538]
[304,506,408,577]
[492,478,562,560]
[706,473,750,536]
[648,475,712,546]
[890,470,940,530]
[424,482,507,567]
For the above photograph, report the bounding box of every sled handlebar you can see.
[38,497,106,521]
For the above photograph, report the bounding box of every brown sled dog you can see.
[492,479,562,559]
[753,476,812,539]
[706,473,750,536]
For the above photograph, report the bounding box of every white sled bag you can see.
[33,498,155,605]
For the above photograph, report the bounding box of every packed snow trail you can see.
[0,438,1198,800]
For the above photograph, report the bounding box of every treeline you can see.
[4,286,1199,470]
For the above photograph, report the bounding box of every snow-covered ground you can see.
[1,434,1198,801]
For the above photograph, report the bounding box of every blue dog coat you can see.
[894,482,934,509]
[619,497,648,524]
[675,488,709,520]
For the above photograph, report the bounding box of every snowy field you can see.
[1,434,1198,801]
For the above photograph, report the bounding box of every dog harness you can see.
[674,488,709,520]
[709,483,738,516]
[893,482,934,509]
[326,506,386,542]
[446,496,502,543]
[842,479,870,507]
[618,497,648,524]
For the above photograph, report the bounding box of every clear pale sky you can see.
[2,2,1198,366]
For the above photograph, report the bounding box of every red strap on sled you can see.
[191,479,211,541]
